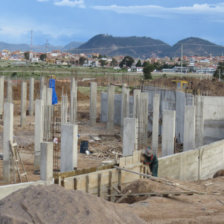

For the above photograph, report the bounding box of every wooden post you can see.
[97,173,101,197]
[85,175,89,193]
[73,178,77,190]
[108,171,112,201]
[118,169,121,191]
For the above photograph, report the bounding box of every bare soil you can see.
[148,76,224,96]
[122,178,224,224]
[0,184,146,224]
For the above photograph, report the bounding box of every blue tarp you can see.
[49,79,58,105]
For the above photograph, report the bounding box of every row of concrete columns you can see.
[120,88,200,158]
[0,77,35,126]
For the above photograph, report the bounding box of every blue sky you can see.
[1,0,224,46]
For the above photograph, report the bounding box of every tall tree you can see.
[110,58,118,67]
[24,52,30,60]
[136,59,142,67]
[79,56,86,65]
[119,56,134,68]
[143,64,154,80]
[40,54,47,61]
[214,62,224,80]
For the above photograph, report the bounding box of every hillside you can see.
[71,35,224,58]
[63,41,82,51]
[73,34,171,58]
[0,41,62,52]
[168,37,224,57]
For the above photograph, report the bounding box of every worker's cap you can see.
[143,147,153,157]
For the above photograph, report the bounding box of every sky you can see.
[1,0,224,46]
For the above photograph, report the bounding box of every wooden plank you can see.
[97,173,101,197]
[109,191,196,198]
[114,166,202,194]
[113,186,121,194]
[54,164,114,179]
[116,190,132,203]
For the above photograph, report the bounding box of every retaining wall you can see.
[159,139,224,181]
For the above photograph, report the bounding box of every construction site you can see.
[0,75,224,224]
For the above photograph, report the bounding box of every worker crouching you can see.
[142,147,158,177]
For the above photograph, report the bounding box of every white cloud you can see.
[93,3,224,18]
[54,0,85,8]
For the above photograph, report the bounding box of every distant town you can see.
[1,49,223,75]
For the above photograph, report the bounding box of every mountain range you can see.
[0,41,82,52]
[73,34,224,58]
[1,34,224,58]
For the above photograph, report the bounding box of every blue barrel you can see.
[80,141,88,153]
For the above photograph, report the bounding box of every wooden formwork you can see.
[55,151,143,200]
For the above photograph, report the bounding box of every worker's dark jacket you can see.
[143,154,158,177]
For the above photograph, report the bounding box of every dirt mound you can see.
[120,179,179,204]
[149,76,224,96]
[0,185,146,224]
[213,170,224,178]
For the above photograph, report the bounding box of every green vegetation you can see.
[119,56,134,68]
[143,63,153,80]
[214,62,224,80]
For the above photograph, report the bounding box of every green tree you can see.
[40,54,47,61]
[142,61,150,67]
[214,62,224,79]
[110,58,118,67]
[79,56,86,65]
[99,59,108,67]
[119,56,134,68]
[143,64,154,80]
[136,59,142,67]
[24,52,30,60]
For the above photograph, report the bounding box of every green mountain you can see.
[71,35,224,58]
[73,34,171,58]
[168,37,224,57]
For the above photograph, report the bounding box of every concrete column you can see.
[7,79,12,103]
[34,100,44,170]
[46,88,52,106]
[183,105,196,151]
[70,78,77,123]
[61,124,78,172]
[138,92,149,148]
[40,142,53,181]
[40,76,45,97]
[0,76,4,117]
[123,118,138,156]
[44,105,53,141]
[29,77,34,116]
[121,86,130,126]
[90,82,97,126]
[20,81,27,127]
[107,85,115,131]
[152,94,160,154]
[40,84,46,102]
[3,103,13,182]
[61,95,68,124]
[162,110,176,157]
[133,89,141,118]
[195,96,204,147]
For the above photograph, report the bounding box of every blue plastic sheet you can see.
[49,79,58,105]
